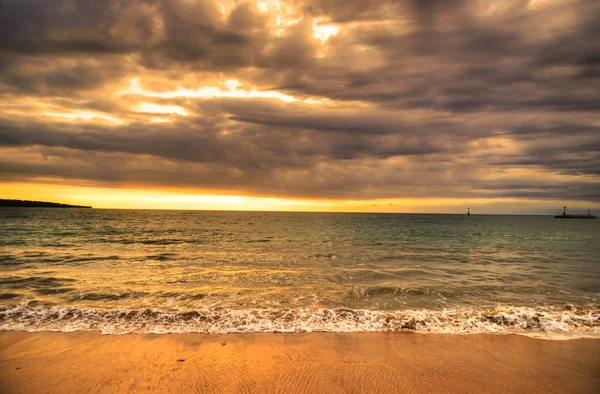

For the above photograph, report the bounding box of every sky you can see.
[0,0,599,214]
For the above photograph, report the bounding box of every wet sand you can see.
[1,331,599,393]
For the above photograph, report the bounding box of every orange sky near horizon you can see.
[2,182,598,216]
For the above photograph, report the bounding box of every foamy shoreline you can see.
[1,331,599,393]
[1,304,598,336]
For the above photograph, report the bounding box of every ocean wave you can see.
[72,291,148,301]
[0,304,598,337]
[0,276,77,288]
[107,238,204,245]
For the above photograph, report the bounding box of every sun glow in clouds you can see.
[43,111,124,124]
[256,0,294,16]
[313,20,340,43]
[256,0,339,42]
[132,102,189,116]
[256,0,301,36]
[120,78,322,104]
[150,117,171,123]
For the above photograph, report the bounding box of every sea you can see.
[1,209,599,336]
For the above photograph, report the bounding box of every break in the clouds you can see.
[0,0,599,206]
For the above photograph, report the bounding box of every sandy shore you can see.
[1,332,599,393]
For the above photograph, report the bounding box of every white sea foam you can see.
[1,304,598,338]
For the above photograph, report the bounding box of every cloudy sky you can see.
[0,0,598,213]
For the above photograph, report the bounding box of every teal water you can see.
[1,209,599,335]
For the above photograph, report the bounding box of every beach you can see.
[1,331,599,393]
[2,211,599,392]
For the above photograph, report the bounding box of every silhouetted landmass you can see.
[0,199,92,208]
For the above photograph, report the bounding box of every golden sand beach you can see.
[1,332,599,393]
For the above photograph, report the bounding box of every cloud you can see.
[0,0,598,206]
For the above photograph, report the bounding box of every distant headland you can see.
[0,199,92,208]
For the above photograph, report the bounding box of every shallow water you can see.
[1,209,599,334]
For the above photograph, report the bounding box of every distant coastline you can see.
[0,199,92,208]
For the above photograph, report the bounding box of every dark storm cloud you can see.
[0,57,130,96]
[0,0,599,202]
[0,102,444,168]
[0,0,142,54]
[2,142,598,201]
[482,122,600,177]
[0,0,266,94]
[211,98,456,137]
[278,0,600,112]
[0,0,267,61]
